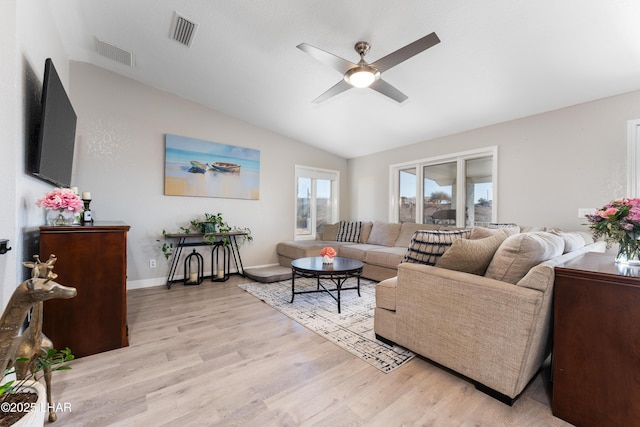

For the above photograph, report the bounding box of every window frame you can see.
[388,146,498,226]
[627,118,640,197]
[294,165,340,240]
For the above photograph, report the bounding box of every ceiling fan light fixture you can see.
[299,33,440,102]
[344,65,380,88]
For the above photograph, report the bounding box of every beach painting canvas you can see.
[164,134,260,200]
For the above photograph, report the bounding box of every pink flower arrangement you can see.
[586,198,640,262]
[320,247,336,258]
[36,188,84,213]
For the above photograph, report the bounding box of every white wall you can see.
[348,90,640,232]
[7,0,639,298]
[0,0,19,309]
[69,62,349,288]
[0,0,69,309]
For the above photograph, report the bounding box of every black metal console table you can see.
[164,232,248,289]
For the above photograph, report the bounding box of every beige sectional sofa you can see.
[278,221,606,403]
[374,228,605,404]
[276,221,459,281]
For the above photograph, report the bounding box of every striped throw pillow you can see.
[336,221,362,243]
[402,229,472,265]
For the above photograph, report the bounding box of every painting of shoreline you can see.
[164,134,260,200]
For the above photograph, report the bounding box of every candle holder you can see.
[81,199,93,224]
[211,242,229,282]
[184,249,203,285]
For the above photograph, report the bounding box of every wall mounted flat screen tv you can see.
[33,58,77,188]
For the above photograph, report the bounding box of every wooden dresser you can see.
[39,222,130,358]
[553,252,640,427]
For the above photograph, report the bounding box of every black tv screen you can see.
[33,58,77,188]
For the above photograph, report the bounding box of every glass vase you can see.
[615,237,640,266]
[46,209,75,226]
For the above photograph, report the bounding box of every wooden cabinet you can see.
[39,222,130,358]
[553,252,640,427]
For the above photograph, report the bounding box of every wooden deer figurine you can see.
[0,254,77,422]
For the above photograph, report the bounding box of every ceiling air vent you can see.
[95,37,134,67]
[170,12,198,47]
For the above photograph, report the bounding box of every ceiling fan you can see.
[297,32,440,103]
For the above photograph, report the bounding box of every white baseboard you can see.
[127,277,167,290]
[244,262,280,270]
[126,263,281,291]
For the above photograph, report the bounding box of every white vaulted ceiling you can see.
[48,0,640,158]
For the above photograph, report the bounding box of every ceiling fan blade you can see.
[297,43,357,74]
[313,80,352,103]
[371,32,440,73]
[369,79,408,103]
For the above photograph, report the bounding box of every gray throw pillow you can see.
[435,233,507,275]
[485,231,564,284]
[470,226,518,240]
[367,222,401,246]
[321,223,339,241]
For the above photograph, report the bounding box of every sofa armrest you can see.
[515,241,607,292]
[394,262,548,398]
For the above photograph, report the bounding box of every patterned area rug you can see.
[238,277,415,373]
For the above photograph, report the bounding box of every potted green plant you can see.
[0,347,74,426]
[158,213,253,260]
[192,212,228,235]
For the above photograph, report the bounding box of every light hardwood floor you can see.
[51,276,572,426]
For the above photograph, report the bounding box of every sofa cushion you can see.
[402,229,472,266]
[549,230,586,253]
[519,225,547,232]
[338,244,383,262]
[395,223,441,247]
[488,224,520,236]
[366,246,407,269]
[375,277,397,311]
[435,233,508,275]
[367,222,401,247]
[320,223,339,241]
[470,226,518,239]
[337,221,362,243]
[575,231,594,245]
[276,240,350,260]
[485,232,564,284]
[360,221,374,243]
[244,265,292,283]
[488,223,520,231]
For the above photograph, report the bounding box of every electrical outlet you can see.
[149,259,156,268]
[578,208,596,218]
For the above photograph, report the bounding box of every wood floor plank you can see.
[50,276,573,426]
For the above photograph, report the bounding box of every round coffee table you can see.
[290,256,364,313]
